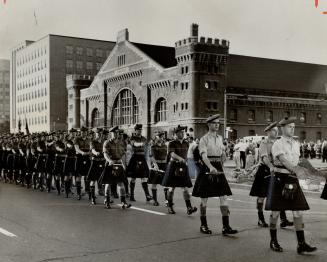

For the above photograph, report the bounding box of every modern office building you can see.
[0,59,10,133]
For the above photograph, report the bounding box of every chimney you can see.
[117,28,129,43]
[190,23,199,38]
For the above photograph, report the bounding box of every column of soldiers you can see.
[0,114,326,255]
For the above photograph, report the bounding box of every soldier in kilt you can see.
[100,126,131,209]
[18,135,28,187]
[192,115,237,235]
[30,135,38,189]
[45,132,56,193]
[0,136,4,181]
[53,132,66,195]
[148,131,168,206]
[127,124,153,202]
[87,128,106,205]
[162,125,197,215]
[249,122,293,228]
[265,117,317,254]
[63,131,77,198]
[35,134,47,191]
[12,136,21,185]
[74,127,91,198]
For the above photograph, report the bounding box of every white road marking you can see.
[0,227,17,237]
[116,204,167,216]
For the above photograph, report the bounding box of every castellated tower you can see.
[174,24,230,136]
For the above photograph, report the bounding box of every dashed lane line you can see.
[116,204,167,216]
[0,227,17,238]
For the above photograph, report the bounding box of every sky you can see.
[1,0,327,65]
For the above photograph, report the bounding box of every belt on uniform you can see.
[92,157,105,161]
[208,156,221,162]
[155,159,166,164]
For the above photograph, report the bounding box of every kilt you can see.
[13,154,21,170]
[192,161,232,198]
[7,153,14,170]
[127,154,149,178]
[75,155,90,177]
[35,154,47,172]
[265,172,309,211]
[161,161,192,188]
[26,155,37,173]
[148,163,166,184]
[87,158,105,181]
[45,154,55,173]
[99,163,125,184]
[54,154,66,175]
[18,155,27,171]
[1,151,8,170]
[63,156,76,175]
[321,180,327,200]
[249,164,270,197]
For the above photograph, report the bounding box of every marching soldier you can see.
[17,135,27,186]
[192,115,237,235]
[127,124,153,202]
[35,133,47,191]
[249,122,293,228]
[101,126,131,209]
[30,135,39,189]
[148,131,168,206]
[63,130,77,198]
[162,125,197,215]
[265,116,317,254]
[53,132,66,195]
[45,132,56,193]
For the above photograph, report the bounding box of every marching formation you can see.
[0,114,326,255]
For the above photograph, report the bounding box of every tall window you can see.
[266,110,273,122]
[96,49,103,57]
[118,54,126,67]
[112,89,139,126]
[91,108,100,127]
[76,47,83,56]
[317,113,322,124]
[155,98,167,122]
[230,109,237,122]
[248,110,255,122]
[66,46,73,55]
[86,48,93,56]
[300,112,306,123]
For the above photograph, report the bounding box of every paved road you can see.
[0,181,326,262]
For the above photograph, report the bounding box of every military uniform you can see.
[63,137,76,198]
[53,136,66,195]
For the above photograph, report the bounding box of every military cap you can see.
[134,124,143,130]
[80,126,88,132]
[206,114,221,123]
[109,126,119,133]
[174,125,187,133]
[278,116,297,126]
[264,121,278,132]
[69,128,77,133]
[93,127,102,133]
[47,131,56,136]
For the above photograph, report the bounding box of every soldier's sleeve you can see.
[271,140,284,159]
[259,141,268,158]
[199,136,208,157]
[167,141,176,154]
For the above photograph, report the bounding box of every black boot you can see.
[111,183,119,198]
[124,179,129,197]
[280,211,293,228]
[90,186,96,205]
[152,189,159,206]
[185,200,197,215]
[104,196,111,209]
[167,200,176,214]
[222,216,238,235]
[270,229,283,252]
[200,216,212,234]
[76,181,82,200]
[258,212,268,227]
[32,173,37,189]
[64,181,70,198]
[55,179,61,195]
[141,182,153,201]
[121,196,131,209]
[46,178,52,193]
[129,181,136,201]
[164,188,168,207]
[296,230,317,254]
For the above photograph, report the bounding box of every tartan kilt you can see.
[63,156,76,175]
[161,161,192,188]
[148,163,166,184]
[126,154,149,178]
[265,172,309,211]
[99,163,125,185]
[54,155,66,175]
[249,164,270,197]
[75,155,90,176]
[35,155,47,172]
[321,180,327,200]
[87,159,105,181]
[192,161,232,198]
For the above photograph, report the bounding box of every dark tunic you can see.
[74,137,91,176]
[36,140,47,172]
[87,139,105,181]
[161,139,192,188]
[63,139,76,175]
[99,138,126,184]
[18,141,27,172]
[148,141,167,185]
[127,135,149,178]
[45,141,56,173]
[54,140,66,175]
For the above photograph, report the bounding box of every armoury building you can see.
[68,24,327,141]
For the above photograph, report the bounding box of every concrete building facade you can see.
[0,59,10,133]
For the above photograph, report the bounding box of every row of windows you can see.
[17,60,47,78]
[180,82,189,91]
[206,101,218,111]
[16,46,47,66]
[66,60,102,71]
[66,46,110,58]
[205,81,220,90]
[17,75,47,91]
[181,66,189,74]
[229,109,323,124]
[0,73,10,83]
[19,115,48,126]
[17,88,47,102]
[173,102,189,113]
[17,102,48,115]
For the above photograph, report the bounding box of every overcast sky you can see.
[1,0,327,65]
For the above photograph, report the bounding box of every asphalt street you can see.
[0,181,326,262]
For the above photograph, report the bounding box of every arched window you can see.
[155,98,167,122]
[91,108,100,127]
[112,89,139,126]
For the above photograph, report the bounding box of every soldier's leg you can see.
[110,182,118,199]
[167,187,175,214]
[269,211,283,252]
[123,177,129,197]
[38,172,44,191]
[141,178,152,202]
[97,180,104,196]
[151,184,159,206]
[54,174,61,195]
[257,197,268,227]
[90,180,96,205]
[32,172,37,189]
[219,196,238,235]
[163,187,169,206]
[129,178,136,201]
[83,175,90,195]
[75,176,82,200]
[280,210,293,228]
[293,211,317,254]
[200,198,212,234]
[64,174,71,198]
[104,184,111,209]
[183,187,197,215]
[46,173,52,193]
[118,182,131,209]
